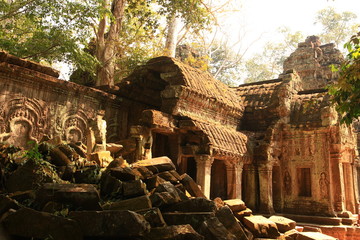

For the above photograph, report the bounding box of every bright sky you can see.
[224,0,360,57]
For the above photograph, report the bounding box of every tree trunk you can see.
[164,14,180,58]
[95,0,126,87]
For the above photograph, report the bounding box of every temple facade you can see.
[0,36,359,218]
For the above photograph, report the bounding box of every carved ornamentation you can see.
[0,97,48,148]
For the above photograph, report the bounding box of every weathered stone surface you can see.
[285,229,300,239]
[49,146,72,166]
[180,174,206,198]
[224,199,246,212]
[123,179,147,197]
[147,224,204,240]
[199,217,237,240]
[134,165,154,179]
[35,183,101,210]
[151,192,180,207]
[162,212,214,230]
[297,232,337,240]
[163,197,216,213]
[242,215,280,238]
[69,210,150,238]
[132,156,176,173]
[109,166,139,181]
[234,208,252,220]
[106,143,123,155]
[5,159,62,193]
[2,208,82,240]
[155,182,187,201]
[303,226,322,233]
[99,172,123,198]
[102,195,152,211]
[157,170,180,182]
[136,207,166,227]
[90,151,113,167]
[216,206,248,240]
[145,175,166,190]
[269,215,296,233]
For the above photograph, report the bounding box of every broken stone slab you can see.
[296,232,337,240]
[269,216,296,233]
[284,229,300,239]
[99,172,123,198]
[216,206,248,240]
[89,151,113,167]
[123,179,147,198]
[109,166,139,181]
[234,208,253,221]
[224,199,247,212]
[150,192,180,207]
[57,144,80,162]
[49,146,72,166]
[144,175,167,190]
[132,156,176,173]
[102,195,152,211]
[242,215,280,239]
[155,182,188,201]
[134,165,154,179]
[162,197,216,213]
[5,159,62,193]
[2,207,82,240]
[180,173,206,198]
[302,226,322,233]
[35,183,101,211]
[156,170,180,183]
[68,142,87,158]
[162,212,215,231]
[69,210,150,238]
[106,143,123,155]
[199,217,237,240]
[146,224,204,240]
[135,207,167,228]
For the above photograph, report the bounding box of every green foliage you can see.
[315,7,358,47]
[329,32,360,124]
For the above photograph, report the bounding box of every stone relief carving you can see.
[284,170,292,195]
[319,172,330,199]
[0,97,48,149]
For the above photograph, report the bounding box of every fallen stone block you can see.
[132,156,176,173]
[155,182,187,201]
[216,206,248,240]
[2,207,82,240]
[284,229,300,239]
[102,195,152,211]
[146,224,204,240]
[99,172,123,198]
[163,197,216,213]
[49,146,72,166]
[123,179,147,197]
[162,212,214,231]
[269,215,296,233]
[224,199,247,212]
[157,171,180,182]
[106,143,123,155]
[68,142,87,158]
[35,183,101,211]
[109,166,139,181]
[73,165,101,184]
[234,208,253,220]
[199,217,237,240]
[242,215,280,238]
[134,165,154,179]
[58,144,80,162]
[5,159,62,193]
[180,174,206,198]
[69,210,150,238]
[151,192,180,207]
[136,207,167,227]
[297,232,337,240]
[90,151,113,167]
[303,226,322,233]
[145,175,167,190]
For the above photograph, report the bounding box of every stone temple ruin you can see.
[1,36,360,239]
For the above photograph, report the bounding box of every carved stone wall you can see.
[0,51,124,149]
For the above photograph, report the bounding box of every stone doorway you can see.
[343,163,355,213]
[152,133,171,158]
[210,159,227,200]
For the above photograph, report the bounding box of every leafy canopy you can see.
[329,32,360,124]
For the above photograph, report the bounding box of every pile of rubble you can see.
[0,141,337,240]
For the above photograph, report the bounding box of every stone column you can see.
[195,155,214,198]
[242,164,257,210]
[225,161,243,199]
[330,152,346,213]
[258,163,275,214]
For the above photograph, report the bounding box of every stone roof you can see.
[146,57,242,111]
[235,79,282,109]
[0,51,59,78]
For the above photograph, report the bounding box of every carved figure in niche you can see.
[319,172,330,199]
[284,170,292,195]
[0,119,36,149]
[66,127,82,143]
